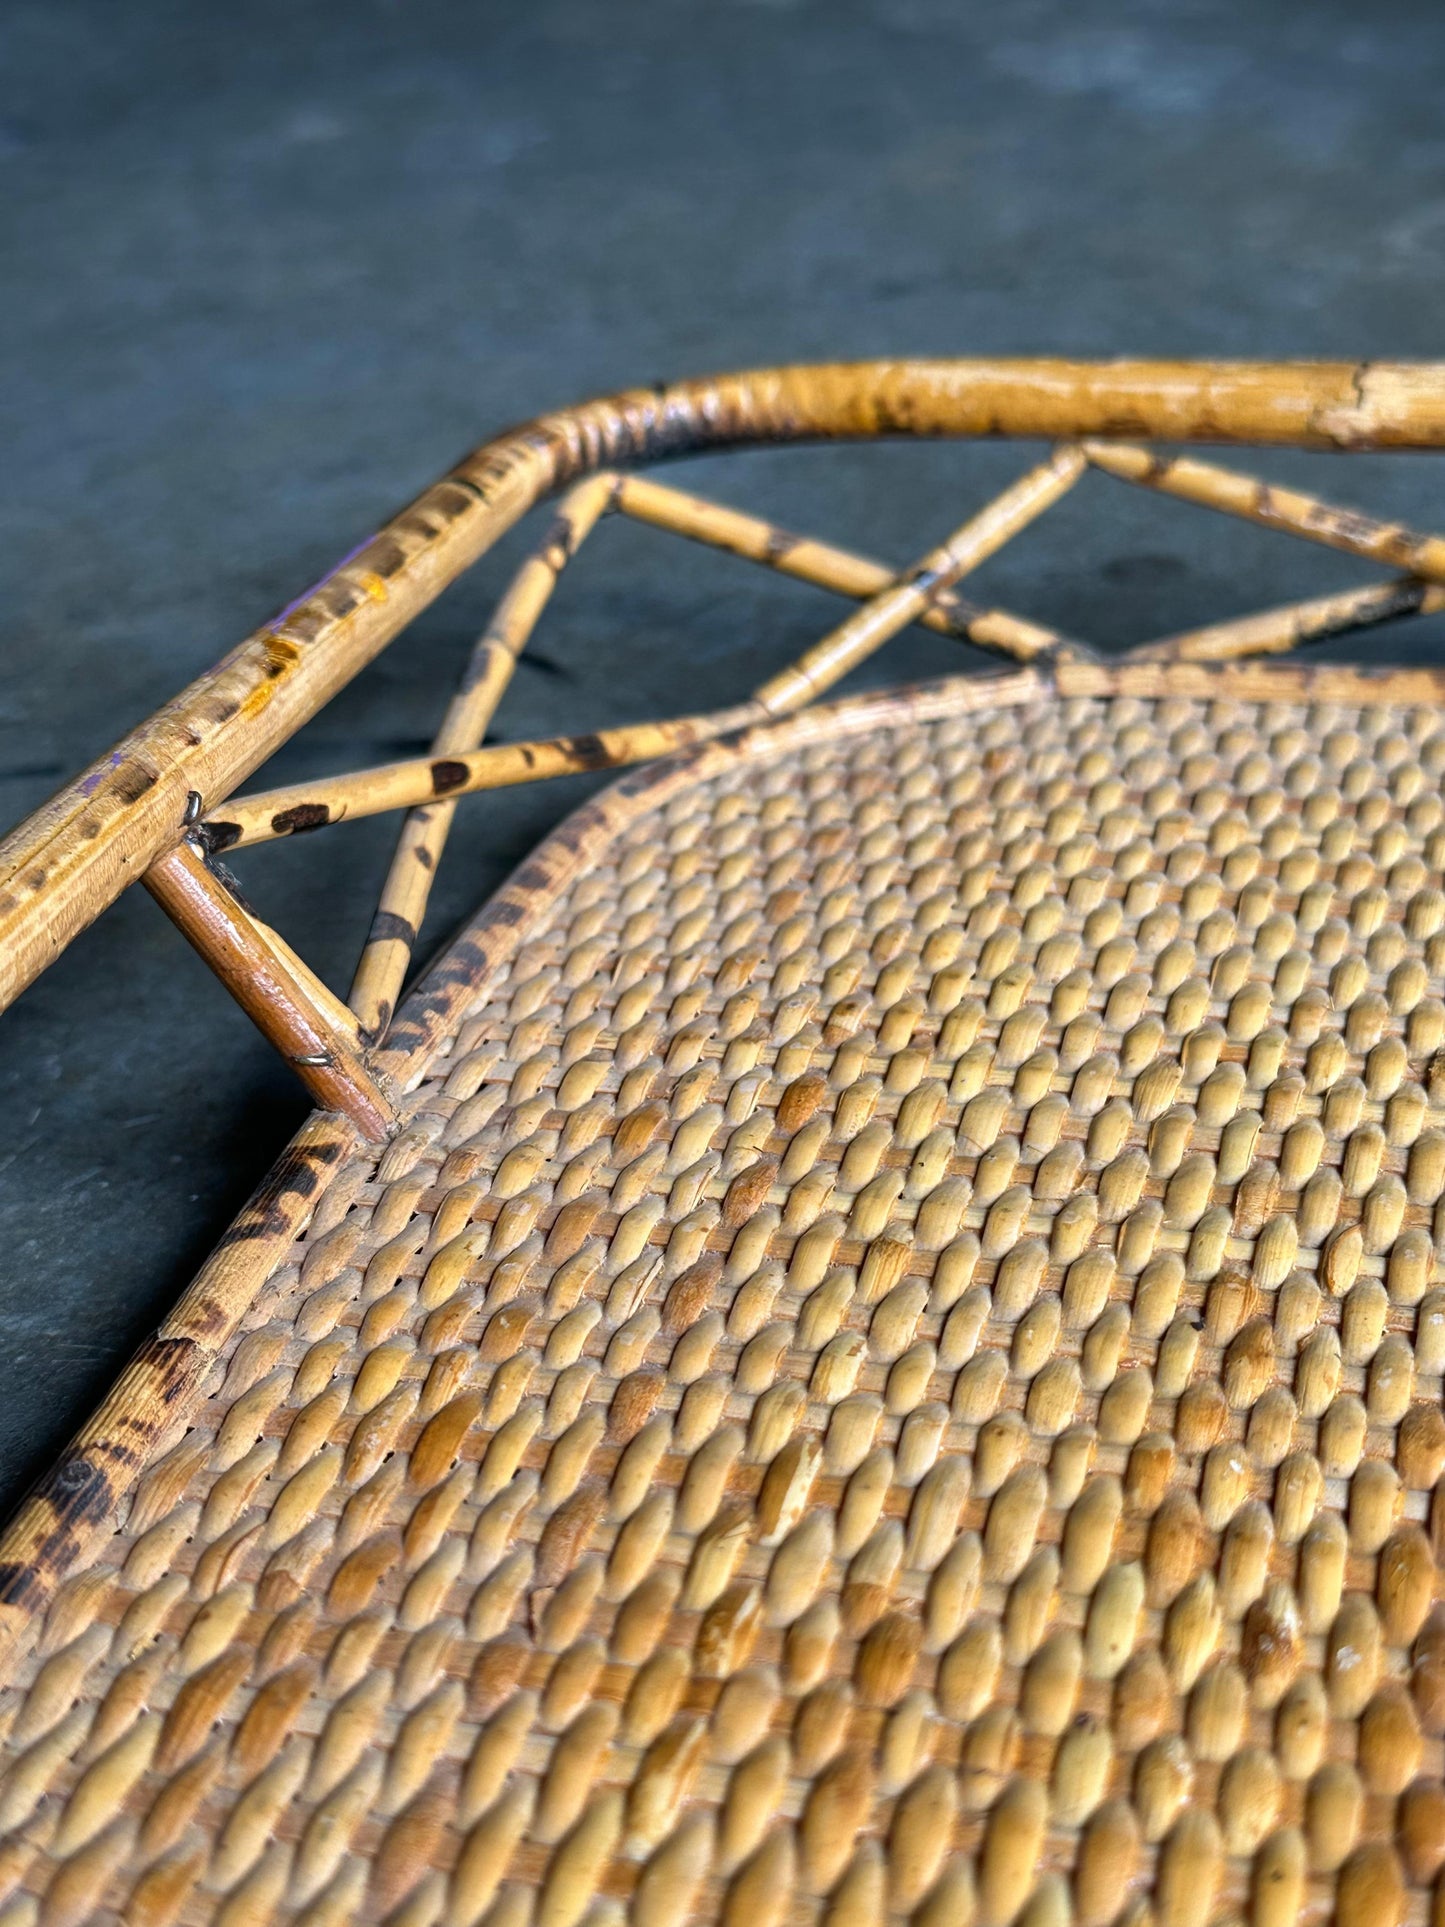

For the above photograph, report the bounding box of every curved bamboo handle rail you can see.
[5,359,1445,1137]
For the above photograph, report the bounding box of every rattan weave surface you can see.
[2,661,1444,1926]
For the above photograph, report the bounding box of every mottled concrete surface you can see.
[2,0,1445,1516]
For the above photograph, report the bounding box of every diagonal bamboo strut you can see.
[349,473,616,1042]
[144,839,396,1139]
[614,473,1070,662]
[752,444,1087,713]
[1131,575,1445,664]
[1084,440,1445,582]
[201,707,763,850]
[202,450,1085,851]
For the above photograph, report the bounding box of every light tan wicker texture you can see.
[0,662,1442,1926]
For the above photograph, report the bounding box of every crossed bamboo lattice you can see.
[138,442,1445,1142]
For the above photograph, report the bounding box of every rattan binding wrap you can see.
[6,362,1445,1926]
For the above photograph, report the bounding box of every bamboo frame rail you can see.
[4,360,1445,1124]
[6,360,1445,1026]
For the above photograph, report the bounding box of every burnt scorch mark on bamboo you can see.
[263,634,302,679]
[270,801,332,837]
[1277,491,1401,554]
[1125,449,1171,486]
[0,1563,43,1609]
[1306,500,1371,545]
[367,534,407,579]
[113,762,160,807]
[1365,579,1430,619]
[1082,408,1154,441]
[195,817,241,853]
[0,1339,206,1582]
[368,910,417,947]
[137,1336,206,1404]
[13,1451,128,1563]
[928,586,979,631]
[560,733,611,770]
[547,500,595,562]
[430,760,470,796]
[46,1454,113,1513]
[434,481,480,522]
[214,1134,341,1249]
[1299,579,1430,644]
[1252,481,1281,527]
[460,642,508,692]
[870,390,920,435]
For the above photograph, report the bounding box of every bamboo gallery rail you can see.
[0,360,1443,1132]
[46,413,1445,1143]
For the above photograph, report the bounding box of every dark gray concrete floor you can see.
[3,0,1445,1519]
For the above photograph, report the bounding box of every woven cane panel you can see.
[3,677,1445,1927]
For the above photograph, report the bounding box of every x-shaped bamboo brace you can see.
[157,437,1445,1136]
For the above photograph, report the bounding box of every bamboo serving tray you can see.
[2,362,1445,1926]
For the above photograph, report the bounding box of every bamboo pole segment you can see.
[1083,439,1445,582]
[751,444,1087,715]
[1132,574,1445,663]
[144,838,397,1139]
[614,472,1068,660]
[7,362,1445,1016]
[201,704,762,850]
[1052,653,1445,707]
[348,473,616,1042]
